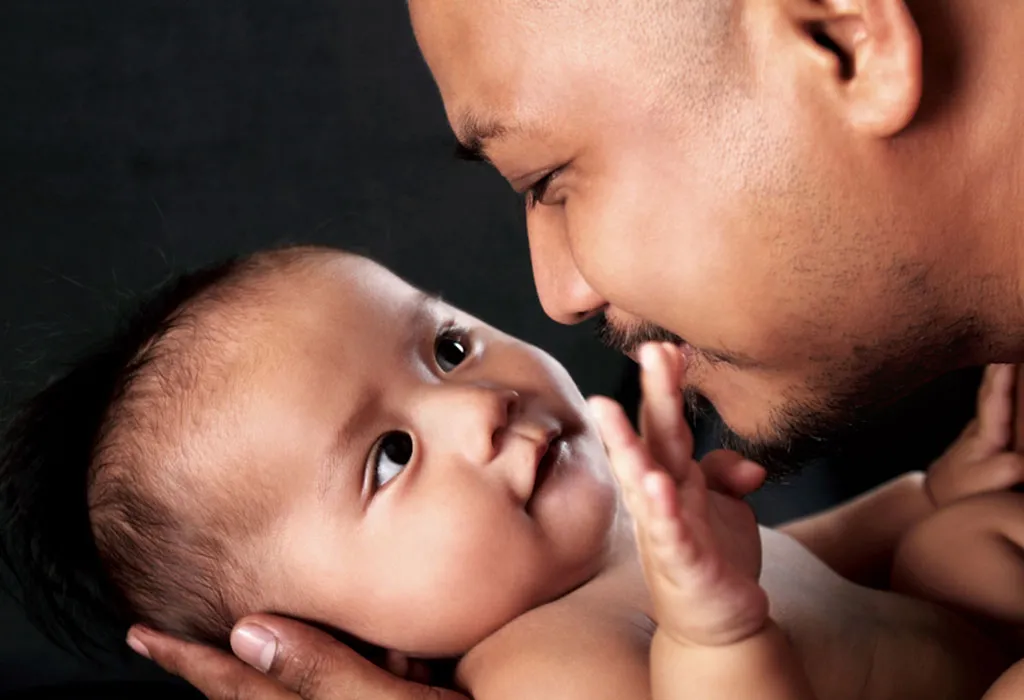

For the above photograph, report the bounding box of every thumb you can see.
[233,614,467,700]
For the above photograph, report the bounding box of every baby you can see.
[0,245,1020,699]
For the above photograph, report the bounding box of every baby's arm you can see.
[983,660,1024,700]
[649,621,814,700]
[890,363,1024,625]
[785,364,1024,587]
[780,471,934,587]
[592,344,817,700]
[892,490,1024,630]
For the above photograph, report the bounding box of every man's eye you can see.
[435,327,470,372]
[372,431,413,489]
[525,172,555,209]
[524,166,566,209]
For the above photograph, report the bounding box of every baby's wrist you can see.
[656,601,771,650]
[652,620,814,699]
[653,612,777,666]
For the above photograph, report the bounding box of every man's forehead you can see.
[411,0,571,97]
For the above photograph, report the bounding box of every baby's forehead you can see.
[251,255,488,347]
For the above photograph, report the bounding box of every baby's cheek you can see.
[328,506,520,656]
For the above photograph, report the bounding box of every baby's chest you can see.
[462,592,656,698]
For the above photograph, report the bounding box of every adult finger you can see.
[128,625,296,700]
[232,615,466,700]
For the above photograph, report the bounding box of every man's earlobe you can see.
[798,0,922,137]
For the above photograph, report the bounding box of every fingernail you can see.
[126,630,151,660]
[231,624,278,673]
[638,343,658,369]
[663,342,682,363]
[643,472,661,497]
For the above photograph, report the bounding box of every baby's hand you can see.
[591,343,768,648]
[927,364,1024,507]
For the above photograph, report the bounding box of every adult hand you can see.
[127,615,469,700]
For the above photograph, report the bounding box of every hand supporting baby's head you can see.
[1,246,619,661]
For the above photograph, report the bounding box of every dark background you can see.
[0,1,983,697]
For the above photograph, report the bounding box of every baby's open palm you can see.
[591,344,768,647]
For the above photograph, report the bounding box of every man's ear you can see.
[791,0,922,136]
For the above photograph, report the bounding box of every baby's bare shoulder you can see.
[459,585,653,700]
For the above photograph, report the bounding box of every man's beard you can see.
[683,391,851,480]
[595,314,684,354]
[595,315,944,480]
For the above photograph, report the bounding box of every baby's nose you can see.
[433,384,520,466]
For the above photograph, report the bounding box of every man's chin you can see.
[685,391,861,480]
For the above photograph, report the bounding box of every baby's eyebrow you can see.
[317,388,376,503]
[315,291,442,503]
[405,289,447,339]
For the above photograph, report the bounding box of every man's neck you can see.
[908,0,1024,363]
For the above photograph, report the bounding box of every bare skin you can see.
[590,347,1023,700]
[409,0,1024,461]
[128,336,1016,700]
[130,1,1024,696]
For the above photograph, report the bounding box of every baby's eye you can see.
[434,327,470,373]
[373,431,413,488]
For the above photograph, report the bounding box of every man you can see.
[125,0,1024,697]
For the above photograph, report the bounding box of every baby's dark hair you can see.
[0,245,328,658]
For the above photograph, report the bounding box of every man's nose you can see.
[425,383,519,466]
[527,208,606,325]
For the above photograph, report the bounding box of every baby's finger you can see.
[700,450,766,498]
[642,471,699,565]
[959,452,1024,497]
[1015,365,1024,453]
[590,396,655,516]
[638,343,694,476]
[977,364,1014,449]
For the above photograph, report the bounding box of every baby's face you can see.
[202,253,617,656]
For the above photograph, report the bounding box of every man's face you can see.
[411,0,961,464]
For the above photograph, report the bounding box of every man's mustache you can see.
[594,315,684,356]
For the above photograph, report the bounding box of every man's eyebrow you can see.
[452,111,518,164]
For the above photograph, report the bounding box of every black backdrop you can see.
[0,1,982,696]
